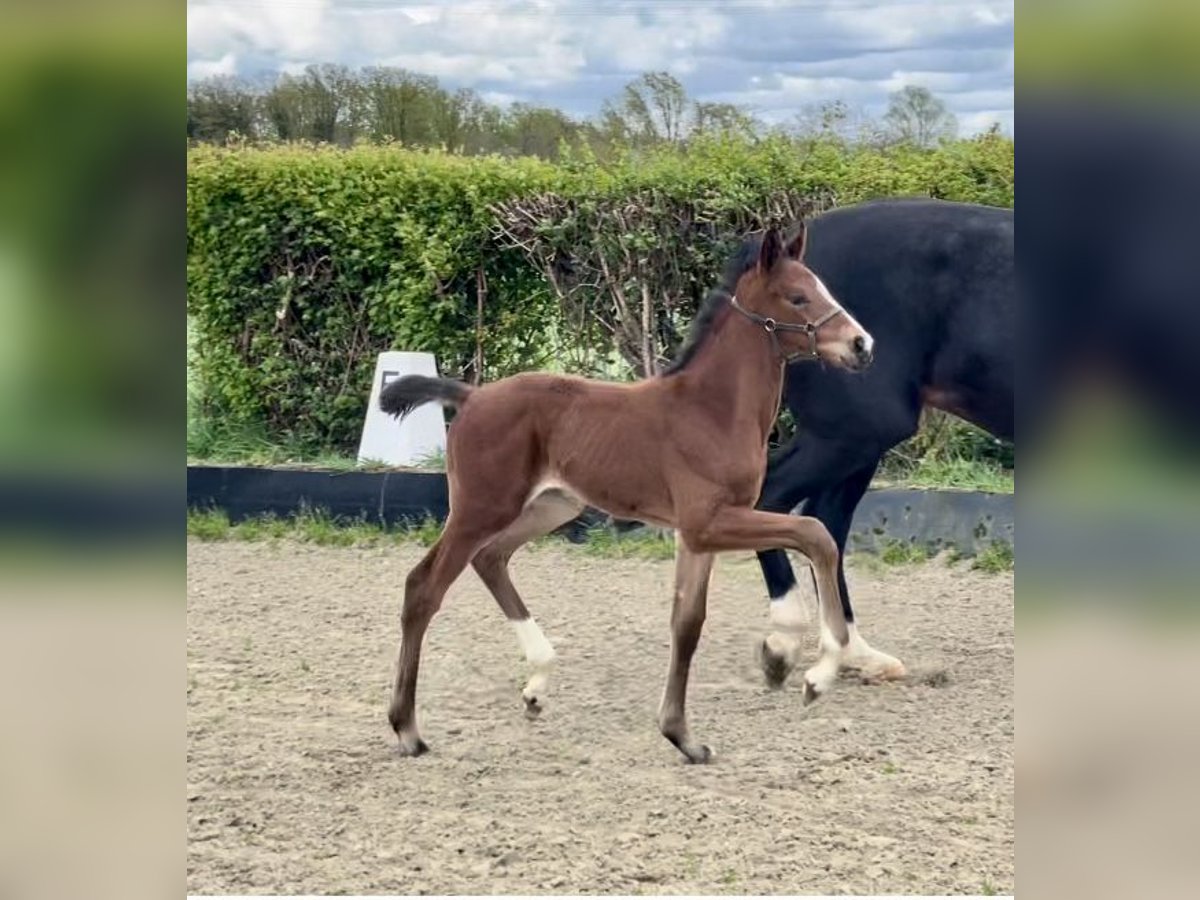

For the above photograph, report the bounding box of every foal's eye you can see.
[791,293,809,307]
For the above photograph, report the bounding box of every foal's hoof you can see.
[802,678,822,706]
[523,694,543,720]
[758,643,796,691]
[396,735,430,757]
[665,734,713,764]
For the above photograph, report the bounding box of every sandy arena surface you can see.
[187,539,1013,895]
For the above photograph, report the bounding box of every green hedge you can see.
[187,133,1013,450]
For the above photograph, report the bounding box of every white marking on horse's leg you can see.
[802,618,844,703]
[841,623,907,680]
[769,584,815,632]
[511,617,556,709]
[761,582,815,687]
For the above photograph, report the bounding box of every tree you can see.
[430,88,483,153]
[187,77,258,142]
[503,104,578,159]
[601,71,690,145]
[693,101,757,137]
[791,100,890,146]
[884,85,957,148]
[260,65,360,144]
[360,67,438,145]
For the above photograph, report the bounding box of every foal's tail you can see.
[379,375,474,421]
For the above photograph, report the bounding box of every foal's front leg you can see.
[658,539,715,763]
[684,506,849,704]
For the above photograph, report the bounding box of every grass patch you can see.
[187,507,447,548]
[187,508,231,541]
[875,454,1013,493]
[403,517,445,547]
[577,526,676,561]
[972,541,1014,574]
[879,539,929,565]
[879,410,1014,493]
[188,506,1010,572]
[186,508,680,560]
[410,448,447,470]
[187,412,356,470]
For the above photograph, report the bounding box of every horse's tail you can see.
[379,375,474,422]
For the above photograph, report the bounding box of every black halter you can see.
[728,295,845,363]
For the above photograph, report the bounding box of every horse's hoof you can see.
[397,735,429,757]
[841,632,907,681]
[759,636,795,689]
[523,694,543,719]
[843,656,907,682]
[665,732,713,764]
[802,679,821,706]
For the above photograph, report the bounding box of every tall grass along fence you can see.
[188,133,1013,453]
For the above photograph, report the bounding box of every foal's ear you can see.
[758,227,784,272]
[786,221,807,260]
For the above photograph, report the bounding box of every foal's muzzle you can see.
[851,335,874,370]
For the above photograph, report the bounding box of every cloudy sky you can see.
[187,0,1013,136]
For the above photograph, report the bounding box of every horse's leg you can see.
[658,539,715,763]
[764,462,901,684]
[756,437,816,617]
[801,467,907,681]
[471,489,585,717]
[754,436,880,686]
[389,508,518,756]
[684,507,847,703]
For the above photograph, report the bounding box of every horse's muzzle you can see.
[851,335,874,370]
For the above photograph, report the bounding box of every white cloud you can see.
[185,0,1013,135]
[958,109,1012,135]
[187,51,237,81]
[187,0,331,62]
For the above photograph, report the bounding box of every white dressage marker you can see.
[358,351,448,467]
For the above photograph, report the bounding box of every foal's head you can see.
[737,224,874,371]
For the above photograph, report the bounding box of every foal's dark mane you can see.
[661,235,763,376]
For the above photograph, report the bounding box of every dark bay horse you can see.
[380,226,873,762]
[754,199,1014,686]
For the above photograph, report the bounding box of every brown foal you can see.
[381,224,874,762]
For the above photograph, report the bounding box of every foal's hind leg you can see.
[390,509,518,756]
[471,489,585,718]
[658,540,715,764]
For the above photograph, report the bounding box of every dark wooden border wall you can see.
[187,466,1014,554]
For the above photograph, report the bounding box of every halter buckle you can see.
[761,318,777,333]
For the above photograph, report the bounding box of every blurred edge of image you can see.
[0,2,179,565]
[0,8,178,900]
[1020,3,1200,899]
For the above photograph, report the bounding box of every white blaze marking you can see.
[813,273,873,354]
